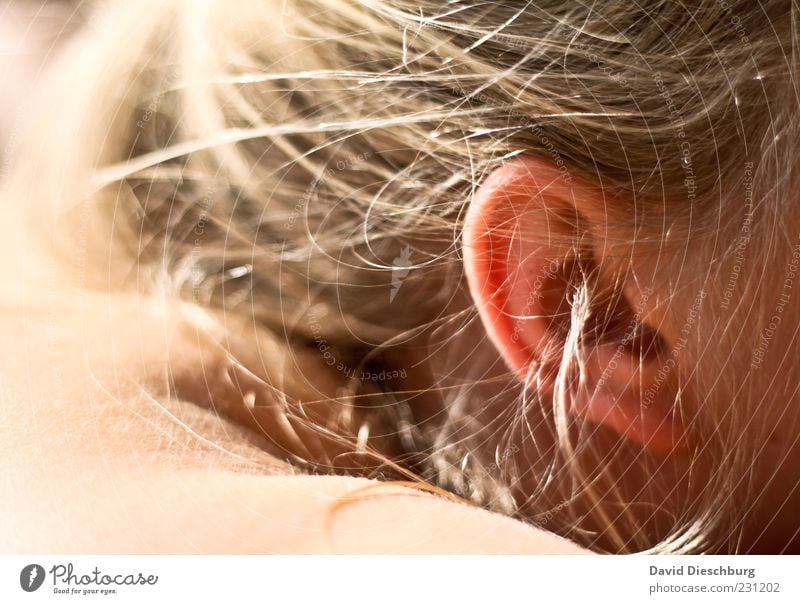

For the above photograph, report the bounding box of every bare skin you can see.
[0,239,587,554]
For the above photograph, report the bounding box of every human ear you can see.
[462,156,686,456]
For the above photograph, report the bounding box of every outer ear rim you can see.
[463,157,585,378]
[462,181,532,377]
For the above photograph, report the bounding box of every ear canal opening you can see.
[537,255,581,338]
[539,249,668,364]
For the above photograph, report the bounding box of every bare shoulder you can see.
[4,467,590,553]
[0,284,587,554]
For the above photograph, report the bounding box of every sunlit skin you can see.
[2,2,798,554]
[461,158,800,553]
[4,156,799,553]
[0,227,586,553]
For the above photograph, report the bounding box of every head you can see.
[10,0,800,552]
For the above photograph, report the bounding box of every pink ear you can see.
[463,159,573,381]
[463,157,687,456]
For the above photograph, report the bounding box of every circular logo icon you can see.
[20,564,46,592]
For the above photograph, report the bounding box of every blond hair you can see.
[7,0,800,553]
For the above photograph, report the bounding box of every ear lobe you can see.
[463,157,686,456]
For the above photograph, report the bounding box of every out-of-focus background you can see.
[0,1,81,165]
